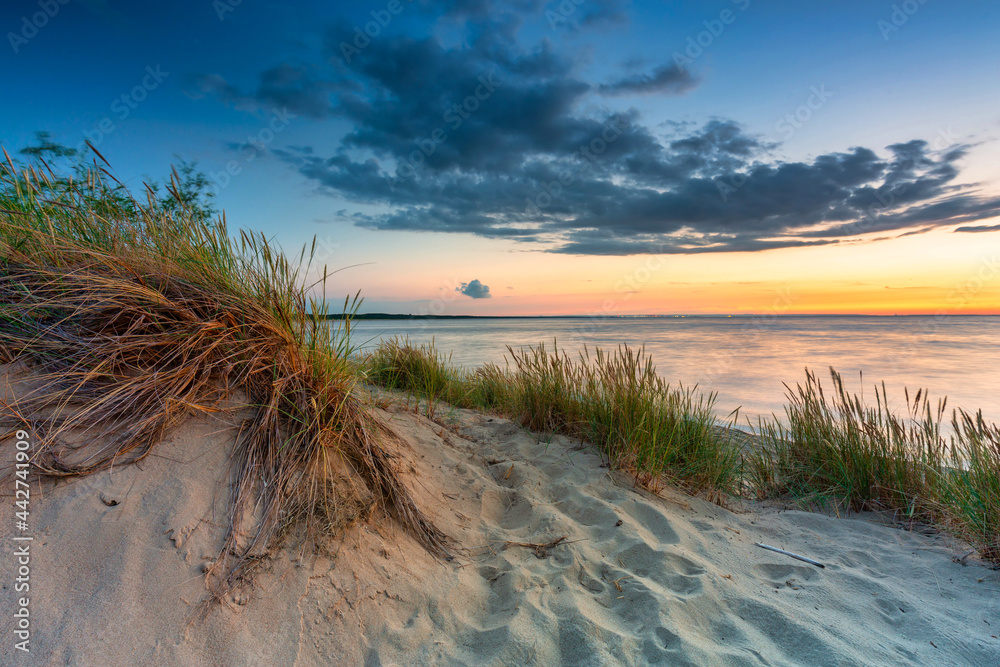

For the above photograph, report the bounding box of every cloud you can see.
[598,63,698,96]
[198,7,1000,256]
[954,223,1000,233]
[456,279,492,298]
[190,64,344,118]
[574,0,631,28]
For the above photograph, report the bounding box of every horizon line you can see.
[335,312,1000,319]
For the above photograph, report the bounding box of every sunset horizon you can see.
[3,0,998,318]
[4,2,1000,664]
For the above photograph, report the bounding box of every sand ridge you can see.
[2,385,999,666]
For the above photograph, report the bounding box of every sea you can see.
[346,315,1000,429]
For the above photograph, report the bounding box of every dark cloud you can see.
[954,223,1000,233]
[576,0,631,27]
[190,64,343,118]
[541,0,630,31]
[199,6,1000,256]
[599,64,698,96]
[426,0,547,21]
[456,279,492,298]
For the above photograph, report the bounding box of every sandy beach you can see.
[4,1,1000,662]
[3,370,998,666]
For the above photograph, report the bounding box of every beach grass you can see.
[363,338,743,496]
[366,339,1000,562]
[747,368,944,516]
[2,141,997,578]
[0,149,446,605]
[933,410,1000,560]
[748,367,1000,561]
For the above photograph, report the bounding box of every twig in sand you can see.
[754,543,825,568]
[612,575,631,592]
[952,549,976,565]
[503,535,568,558]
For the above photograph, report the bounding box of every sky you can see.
[2,0,999,315]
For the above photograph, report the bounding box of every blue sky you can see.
[2,0,999,314]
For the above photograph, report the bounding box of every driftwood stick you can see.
[754,543,826,568]
[503,536,568,558]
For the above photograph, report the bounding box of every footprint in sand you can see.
[556,494,619,528]
[480,488,535,530]
[614,543,706,598]
[733,598,839,660]
[641,626,684,663]
[838,549,888,578]
[500,491,534,530]
[577,564,606,594]
[167,521,199,549]
[621,501,680,544]
[873,596,909,626]
[495,462,525,489]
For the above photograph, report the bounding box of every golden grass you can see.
[367,339,1000,563]
[364,338,742,496]
[0,150,446,607]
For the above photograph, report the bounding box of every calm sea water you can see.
[347,316,1000,427]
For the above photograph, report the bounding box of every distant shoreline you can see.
[327,312,999,320]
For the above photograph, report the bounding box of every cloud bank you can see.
[197,1,1000,255]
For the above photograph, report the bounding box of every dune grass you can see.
[366,340,1000,563]
[940,410,1000,560]
[364,338,743,496]
[2,140,997,572]
[748,367,1000,561]
[747,368,945,515]
[0,149,446,606]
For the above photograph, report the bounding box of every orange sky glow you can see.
[328,223,1000,316]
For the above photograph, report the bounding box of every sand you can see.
[2,372,999,666]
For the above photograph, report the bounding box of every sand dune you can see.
[3,382,999,666]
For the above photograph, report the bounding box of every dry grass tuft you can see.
[365,338,742,497]
[0,150,446,607]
